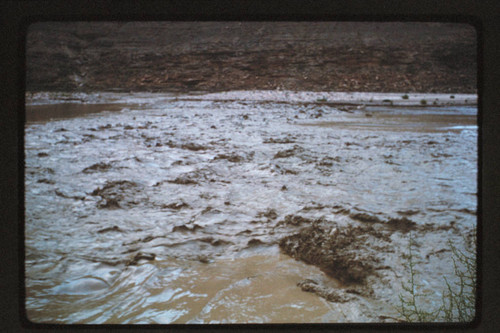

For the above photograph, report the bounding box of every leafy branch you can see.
[397,228,476,322]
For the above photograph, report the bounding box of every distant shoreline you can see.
[26,90,478,107]
[26,23,477,94]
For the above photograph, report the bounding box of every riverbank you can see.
[26,22,476,94]
[26,90,477,107]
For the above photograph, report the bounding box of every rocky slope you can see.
[26,22,477,93]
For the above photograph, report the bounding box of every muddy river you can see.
[24,92,477,324]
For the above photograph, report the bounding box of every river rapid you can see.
[24,91,477,324]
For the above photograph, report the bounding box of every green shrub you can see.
[402,94,409,100]
[441,233,476,322]
[397,229,476,322]
[420,99,427,106]
[397,232,441,322]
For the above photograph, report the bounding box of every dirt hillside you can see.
[26,22,477,93]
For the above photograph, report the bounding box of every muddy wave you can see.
[25,92,477,323]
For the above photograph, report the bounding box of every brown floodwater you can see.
[25,103,140,122]
[303,113,476,133]
[24,94,477,324]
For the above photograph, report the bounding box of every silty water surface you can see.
[25,95,477,323]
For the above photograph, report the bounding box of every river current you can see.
[24,93,477,323]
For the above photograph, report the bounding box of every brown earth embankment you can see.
[26,22,477,94]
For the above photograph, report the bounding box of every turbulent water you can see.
[24,93,477,324]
